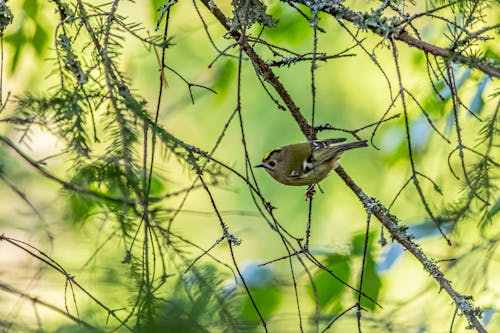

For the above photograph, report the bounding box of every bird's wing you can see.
[312,140,367,166]
[312,138,347,149]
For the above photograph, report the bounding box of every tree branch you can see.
[198,0,315,139]
[335,166,486,333]
[198,1,487,331]
[0,281,96,330]
[289,0,500,78]
[397,31,500,78]
[0,136,139,206]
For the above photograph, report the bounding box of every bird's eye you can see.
[268,160,276,167]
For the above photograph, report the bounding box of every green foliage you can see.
[4,0,49,72]
[309,254,351,311]
[65,192,98,224]
[357,255,381,311]
[213,60,237,95]
[352,232,381,310]
[0,0,498,332]
[16,91,91,157]
[264,5,312,46]
[485,198,500,222]
[442,111,499,227]
[7,1,225,209]
[240,286,282,321]
[147,175,167,196]
[139,265,244,333]
[307,234,382,313]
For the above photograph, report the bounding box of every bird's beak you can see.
[255,163,272,171]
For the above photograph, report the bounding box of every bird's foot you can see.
[305,185,316,200]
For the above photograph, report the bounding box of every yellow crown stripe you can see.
[262,147,283,161]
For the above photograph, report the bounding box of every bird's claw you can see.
[305,185,316,200]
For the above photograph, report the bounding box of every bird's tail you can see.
[315,140,368,166]
[334,140,368,152]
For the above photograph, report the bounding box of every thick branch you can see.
[199,1,487,331]
[289,0,500,78]
[335,166,486,333]
[398,31,500,78]
[199,0,315,138]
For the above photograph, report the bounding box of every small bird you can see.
[255,138,368,186]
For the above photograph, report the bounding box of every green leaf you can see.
[213,59,235,95]
[4,30,26,72]
[22,0,38,17]
[65,192,97,224]
[358,255,381,311]
[148,175,166,195]
[351,231,376,256]
[351,232,381,310]
[264,5,311,46]
[240,286,282,320]
[309,254,351,310]
[32,23,49,55]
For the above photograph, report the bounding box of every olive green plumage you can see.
[256,138,368,186]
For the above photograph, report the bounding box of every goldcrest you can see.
[256,138,368,186]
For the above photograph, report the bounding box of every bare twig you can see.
[289,0,500,78]
[0,282,96,330]
[199,1,488,330]
[335,167,486,333]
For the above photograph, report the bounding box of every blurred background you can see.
[0,0,498,332]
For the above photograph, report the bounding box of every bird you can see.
[255,138,368,187]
